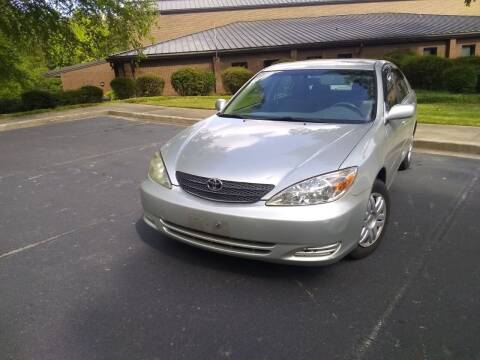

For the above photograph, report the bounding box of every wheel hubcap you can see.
[359,192,387,248]
[407,142,413,162]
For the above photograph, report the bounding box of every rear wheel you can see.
[349,179,390,259]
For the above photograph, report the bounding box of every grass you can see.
[418,103,480,127]
[416,90,480,126]
[123,96,231,110]
[416,90,480,104]
[0,103,100,121]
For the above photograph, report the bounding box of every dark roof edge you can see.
[44,59,108,77]
[158,0,416,15]
[107,32,480,62]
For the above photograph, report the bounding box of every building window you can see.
[307,56,323,60]
[337,53,353,59]
[263,59,279,67]
[423,47,438,56]
[232,62,248,68]
[461,45,476,57]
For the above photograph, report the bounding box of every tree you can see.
[0,0,155,93]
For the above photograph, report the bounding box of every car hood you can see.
[162,115,371,190]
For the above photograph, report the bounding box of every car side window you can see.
[383,67,398,111]
[394,69,409,103]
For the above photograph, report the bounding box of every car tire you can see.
[349,179,390,260]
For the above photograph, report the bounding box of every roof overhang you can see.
[44,59,108,77]
[157,0,414,15]
[107,32,480,63]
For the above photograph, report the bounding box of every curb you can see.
[0,111,105,132]
[414,139,480,155]
[107,110,200,126]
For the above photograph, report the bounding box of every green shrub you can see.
[0,98,23,114]
[403,56,453,90]
[383,50,417,70]
[21,90,57,111]
[443,66,477,93]
[54,90,81,106]
[453,56,480,92]
[110,77,136,99]
[53,86,103,106]
[78,86,103,103]
[105,90,116,101]
[203,71,216,95]
[221,67,254,94]
[171,68,215,96]
[136,76,165,97]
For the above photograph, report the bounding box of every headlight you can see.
[266,167,357,206]
[148,152,171,188]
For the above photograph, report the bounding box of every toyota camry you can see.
[141,59,416,265]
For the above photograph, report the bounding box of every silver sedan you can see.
[141,59,416,265]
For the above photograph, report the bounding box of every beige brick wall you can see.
[455,38,480,57]
[149,0,480,43]
[361,41,448,58]
[61,62,115,93]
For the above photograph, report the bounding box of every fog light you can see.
[294,242,341,258]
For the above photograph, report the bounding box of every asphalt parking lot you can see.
[1,116,479,360]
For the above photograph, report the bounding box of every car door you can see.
[394,68,417,156]
[382,65,412,186]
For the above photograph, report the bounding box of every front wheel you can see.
[399,139,413,171]
[349,179,390,259]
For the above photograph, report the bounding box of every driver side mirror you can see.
[215,99,227,112]
[386,104,415,122]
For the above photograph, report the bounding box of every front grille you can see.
[176,171,275,203]
[159,219,274,256]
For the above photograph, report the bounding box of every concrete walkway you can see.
[1,103,479,157]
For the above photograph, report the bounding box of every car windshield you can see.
[220,69,377,123]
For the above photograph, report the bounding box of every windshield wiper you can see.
[217,113,247,119]
[270,116,308,123]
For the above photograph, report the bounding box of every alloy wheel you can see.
[407,142,413,163]
[359,192,387,248]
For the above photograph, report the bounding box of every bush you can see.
[21,90,57,111]
[78,86,103,103]
[0,98,23,114]
[403,56,453,90]
[383,50,417,70]
[443,66,477,93]
[53,86,103,106]
[453,56,480,92]
[136,76,165,97]
[221,67,254,94]
[171,68,215,96]
[105,90,116,101]
[110,77,136,99]
[54,90,81,106]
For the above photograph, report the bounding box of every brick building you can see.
[52,0,480,94]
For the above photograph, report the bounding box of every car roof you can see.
[264,59,381,72]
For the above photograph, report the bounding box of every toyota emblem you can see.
[207,178,223,191]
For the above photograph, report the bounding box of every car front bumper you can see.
[140,179,369,265]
